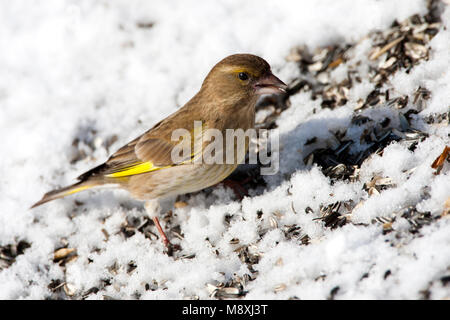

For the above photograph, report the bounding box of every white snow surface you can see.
[1,0,449,299]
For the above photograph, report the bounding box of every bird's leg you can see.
[152,217,170,247]
[145,200,171,247]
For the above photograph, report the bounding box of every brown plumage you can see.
[31,54,286,245]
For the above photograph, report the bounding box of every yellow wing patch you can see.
[105,162,168,178]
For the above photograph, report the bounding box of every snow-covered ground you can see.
[1,0,449,299]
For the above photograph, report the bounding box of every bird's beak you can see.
[254,72,287,95]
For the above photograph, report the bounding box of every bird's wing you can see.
[77,118,204,181]
[102,136,176,178]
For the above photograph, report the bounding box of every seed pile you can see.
[249,0,446,234]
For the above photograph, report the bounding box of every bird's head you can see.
[201,54,287,102]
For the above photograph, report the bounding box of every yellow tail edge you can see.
[30,182,94,209]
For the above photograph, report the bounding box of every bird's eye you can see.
[238,72,249,81]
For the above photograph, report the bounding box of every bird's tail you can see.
[30,181,98,209]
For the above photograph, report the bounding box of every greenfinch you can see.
[31,54,287,246]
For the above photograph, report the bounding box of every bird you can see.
[31,54,287,246]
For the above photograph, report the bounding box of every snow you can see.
[1,0,449,299]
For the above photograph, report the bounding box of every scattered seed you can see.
[431,146,450,174]
[54,248,76,261]
[370,36,404,60]
[274,283,287,292]
[63,283,77,296]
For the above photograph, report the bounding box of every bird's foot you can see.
[221,178,250,200]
